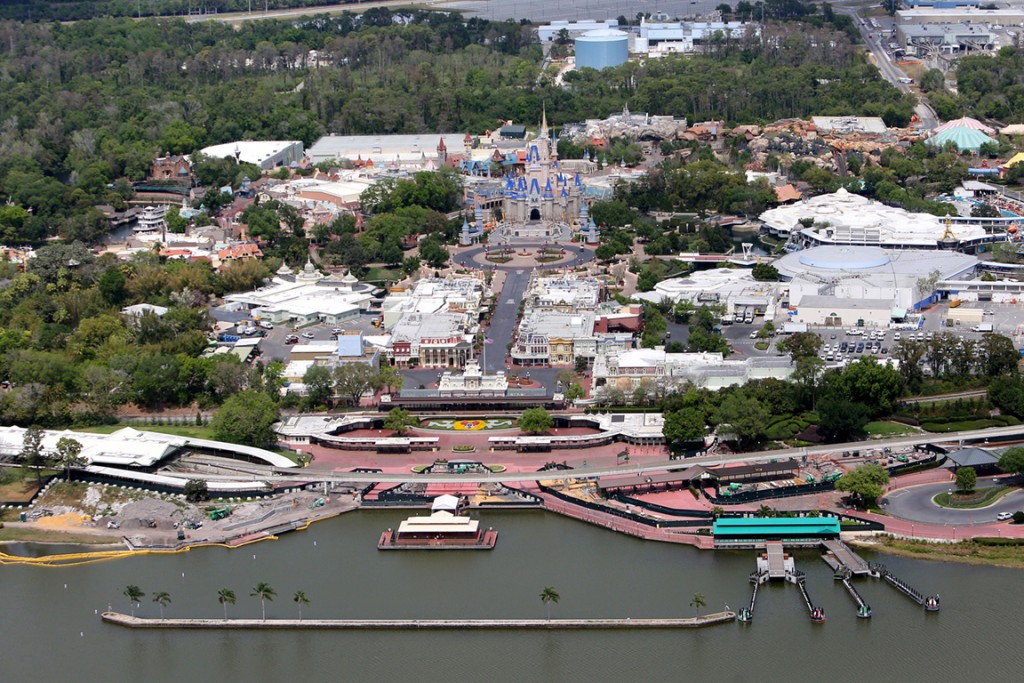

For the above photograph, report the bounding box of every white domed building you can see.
[760,188,1001,251]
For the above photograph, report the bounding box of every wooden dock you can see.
[101,611,736,630]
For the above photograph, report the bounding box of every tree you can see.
[418,236,449,268]
[303,365,334,407]
[835,464,890,507]
[663,407,706,454]
[54,437,85,482]
[690,592,707,617]
[183,479,209,502]
[540,586,560,620]
[124,585,145,617]
[218,588,237,619]
[333,363,377,407]
[816,397,871,441]
[19,425,49,487]
[210,390,280,449]
[751,263,779,281]
[978,333,1019,378]
[779,332,822,361]
[520,407,553,435]
[383,408,419,435]
[251,582,276,621]
[293,591,310,621]
[152,591,171,619]
[955,467,977,493]
[998,446,1024,476]
[713,392,768,444]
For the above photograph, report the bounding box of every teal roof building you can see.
[712,517,840,541]
[926,126,997,153]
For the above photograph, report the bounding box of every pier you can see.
[794,571,826,623]
[101,611,737,630]
[758,541,794,581]
[821,540,874,576]
[740,571,763,622]
[839,572,872,618]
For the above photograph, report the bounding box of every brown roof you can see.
[775,184,803,202]
[597,466,715,491]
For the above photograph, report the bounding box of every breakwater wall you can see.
[102,611,736,630]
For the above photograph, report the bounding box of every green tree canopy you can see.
[520,407,553,435]
[210,390,280,449]
[835,463,890,506]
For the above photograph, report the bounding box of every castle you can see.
[500,110,587,239]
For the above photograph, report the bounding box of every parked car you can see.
[258,321,273,330]
[996,512,1013,521]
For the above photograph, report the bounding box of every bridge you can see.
[672,243,772,267]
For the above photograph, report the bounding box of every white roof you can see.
[308,133,470,164]
[432,494,461,511]
[760,188,987,246]
[0,425,296,469]
[200,140,302,167]
[397,510,479,535]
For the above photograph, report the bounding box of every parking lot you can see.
[255,314,382,364]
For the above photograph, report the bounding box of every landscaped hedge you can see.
[972,537,1024,546]
[764,412,816,441]
[921,415,1020,432]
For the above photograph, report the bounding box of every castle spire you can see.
[540,104,548,139]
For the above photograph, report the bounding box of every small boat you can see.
[738,608,753,623]
[924,595,941,612]
[857,604,873,619]
[810,607,826,623]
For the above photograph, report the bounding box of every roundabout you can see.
[881,477,1024,525]
[453,241,595,271]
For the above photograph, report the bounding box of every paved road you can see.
[279,422,1024,483]
[882,477,1024,525]
[833,1,938,130]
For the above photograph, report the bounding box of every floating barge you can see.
[378,495,497,550]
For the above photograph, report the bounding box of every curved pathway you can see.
[453,242,595,271]
[881,478,1024,525]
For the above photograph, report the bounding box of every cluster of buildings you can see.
[537,16,759,70]
[892,6,1024,57]
[380,277,488,368]
[511,274,639,367]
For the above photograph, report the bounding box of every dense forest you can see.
[0,0,364,22]
[0,8,915,245]
[948,47,1024,123]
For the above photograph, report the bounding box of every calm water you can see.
[3,510,1022,682]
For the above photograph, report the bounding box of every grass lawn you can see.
[78,423,219,440]
[0,526,123,545]
[933,485,1014,509]
[363,266,401,283]
[864,421,916,436]
[0,478,41,504]
[861,537,1024,569]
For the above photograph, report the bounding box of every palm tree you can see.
[123,585,144,617]
[293,591,310,621]
[218,588,236,619]
[152,591,171,619]
[757,504,776,518]
[690,592,707,617]
[539,586,560,620]
[251,582,276,621]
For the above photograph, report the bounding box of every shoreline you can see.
[849,537,1024,570]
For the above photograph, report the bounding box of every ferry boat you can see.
[924,595,941,612]
[738,608,752,623]
[136,205,167,234]
[857,604,873,619]
[810,607,826,623]
[378,495,497,550]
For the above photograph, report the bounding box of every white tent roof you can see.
[431,494,461,512]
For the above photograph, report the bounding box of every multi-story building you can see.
[388,312,476,369]
[593,348,794,392]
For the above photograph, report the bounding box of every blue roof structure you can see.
[336,333,365,358]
